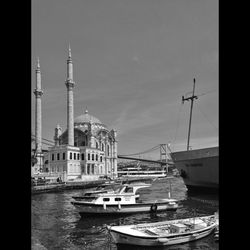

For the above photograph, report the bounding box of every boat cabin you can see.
[75,183,151,205]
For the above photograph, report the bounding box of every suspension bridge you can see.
[31,134,173,166]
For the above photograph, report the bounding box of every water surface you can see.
[32,178,219,250]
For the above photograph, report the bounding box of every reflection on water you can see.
[31,177,219,250]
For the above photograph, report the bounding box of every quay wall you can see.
[31,180,106,195]
[31,177,160,195]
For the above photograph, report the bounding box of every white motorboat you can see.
[71,182,179,215]
[72,182,122,201]
[108,213,218,246]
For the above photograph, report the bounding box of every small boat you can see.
[71,182,179,216]
[72,182,122,201]
[108,214,218,246]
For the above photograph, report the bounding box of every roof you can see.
[74,109,102,124]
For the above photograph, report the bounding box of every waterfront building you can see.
[45,47,118,181]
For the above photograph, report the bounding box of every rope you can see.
[172,102,183,151]
[188,197,219,207]
[197,89,218,97]
[196,106,218,131]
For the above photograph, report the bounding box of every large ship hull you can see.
[170,147,218,192]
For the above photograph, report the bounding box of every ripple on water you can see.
[32,177,219,250]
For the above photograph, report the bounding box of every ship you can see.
[170,146,218,192]
[169,79,218,193]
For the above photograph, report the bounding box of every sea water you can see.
[31,177,219,250]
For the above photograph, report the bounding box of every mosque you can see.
[32,47,118,181]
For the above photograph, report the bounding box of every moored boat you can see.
[71,182,179,216]
[108,213,218,246]
[72,182,122,201]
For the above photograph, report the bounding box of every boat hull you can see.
[71,201,178,215]
[110,226,215,246]
[171,147,218,192]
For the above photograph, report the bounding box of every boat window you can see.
[115,198,121,201]
[103,198,110,202]
[124,187,133,193]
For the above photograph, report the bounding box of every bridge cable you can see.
[119,145,160,157]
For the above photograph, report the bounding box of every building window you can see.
[92,164,95,174]
[52,154,54,161]
[96,154,98,161]
[103,198,110,202]
[62,152,65,160]
[88,153,90,160]
[70,152,72,160]
[77,153,80,160]
[102,143,104,151]
[81,153,84,160]
[81,164,85,173]
[107,145,110,156]
[115,198,121,201]
[92,154,94,161]
[100,156,102,162]
[74,153,76,160]
[96,142,98,149]
[87,164,91,174]
[57,153,60,161]
[81,141,85,146]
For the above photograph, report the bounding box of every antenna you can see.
[182,78,198,151]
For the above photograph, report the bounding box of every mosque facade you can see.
[33,47,118,181]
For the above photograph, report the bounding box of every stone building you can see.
[45,47,118,181]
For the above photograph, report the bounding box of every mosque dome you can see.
[74,109,102,124]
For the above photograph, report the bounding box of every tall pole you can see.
[182,78,198,151]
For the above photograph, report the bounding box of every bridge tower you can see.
[160,144,168,173]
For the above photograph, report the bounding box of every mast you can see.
[182,78,198,151]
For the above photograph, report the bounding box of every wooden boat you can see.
[107,214,218,246]
[71,182,179,215]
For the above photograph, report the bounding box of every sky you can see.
[31,0,218,157]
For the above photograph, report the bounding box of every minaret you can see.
[65,45,76,146]
[33,57,43,153]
